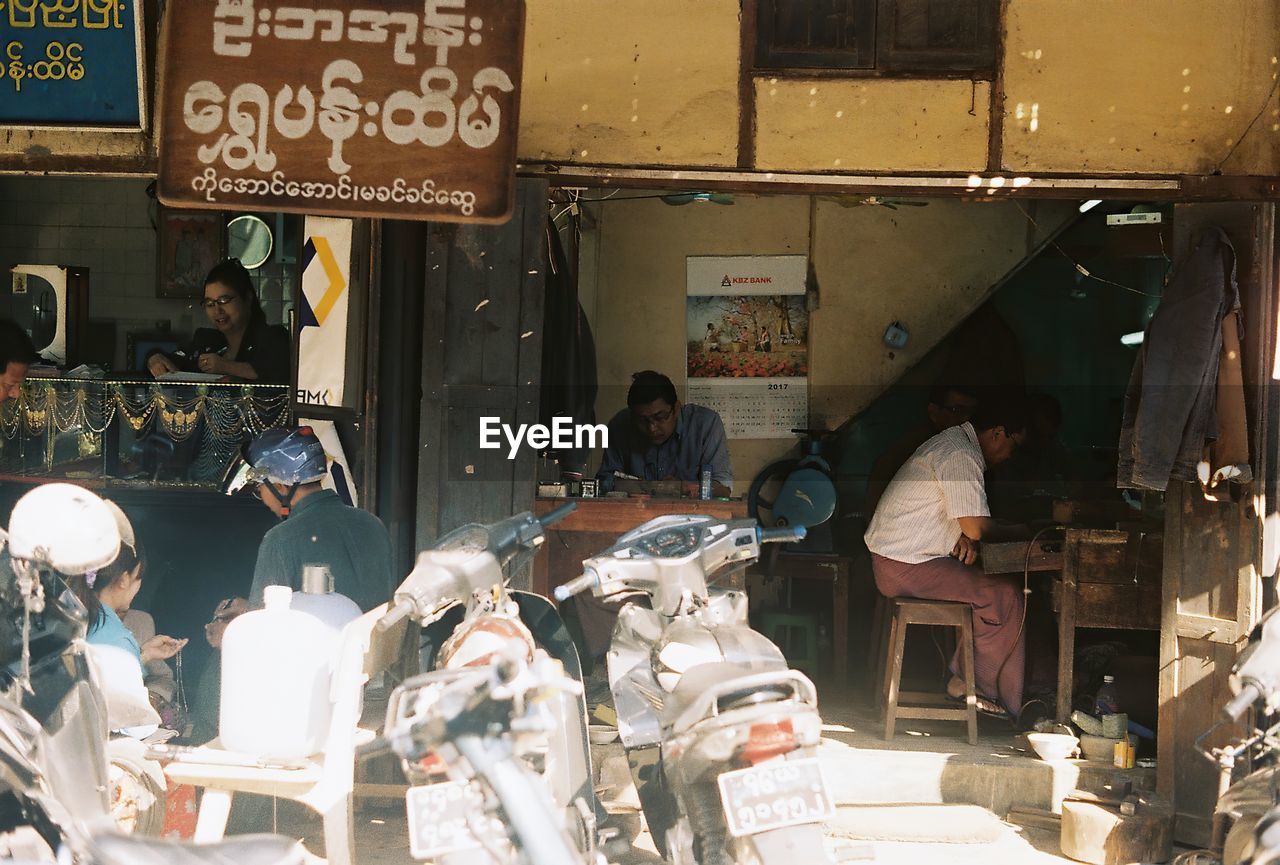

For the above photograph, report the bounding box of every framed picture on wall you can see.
[157,209,223,299]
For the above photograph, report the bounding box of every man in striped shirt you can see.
[864,401,1030,716]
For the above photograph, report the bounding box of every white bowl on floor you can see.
[1026,732,1079,761]
[589,725,619,745]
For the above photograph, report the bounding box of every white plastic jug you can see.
[290,565,362,632]
[220,585,335,758]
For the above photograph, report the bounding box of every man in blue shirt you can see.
[596,370,733,496]
[573,371,733,673]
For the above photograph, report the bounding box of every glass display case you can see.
[0,377,291,489]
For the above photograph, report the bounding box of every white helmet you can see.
[7,483,121,576]
[101,499,136,554]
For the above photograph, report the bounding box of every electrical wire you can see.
[1014,201,1161,298]
[574,191,665,202]
[1213,63,1280,174]
[994,524,1068,719]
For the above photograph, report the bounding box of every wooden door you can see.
[1158,202,1277,845]
[414,179,550,587]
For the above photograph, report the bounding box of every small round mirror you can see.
[226,215,274,269]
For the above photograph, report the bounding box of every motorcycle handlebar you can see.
[375,600,412,633]
[553,572,597,602]
[454,734,580,865]
[538,501,577,528]
[1224,682,1262,722]
[759,525,807,544]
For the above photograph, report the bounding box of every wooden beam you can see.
[1173,613,1241,644]
[986,0,1009,174]
[520,164,1280,202]
[738,0,758,170]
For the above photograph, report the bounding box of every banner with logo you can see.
[297,215,352,410]
[302,418,358,507]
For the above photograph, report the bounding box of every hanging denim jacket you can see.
[1117,226,1242,491]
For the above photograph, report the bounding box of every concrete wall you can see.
[519,0,741,167]
[1001,0,1280,175]
[515,0,1280,177]
[583,193,1078,492]
[755,79,991,173]
[0,176,198,369]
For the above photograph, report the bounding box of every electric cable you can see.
[993,523,1068,720]
[1213,62,1280,174]
[1013,201,1161,298]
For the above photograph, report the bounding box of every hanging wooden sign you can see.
[157,1,525,224]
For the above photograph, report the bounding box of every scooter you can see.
[0,548,306,865]
[1203,607,1280,864]
[556,515,836,865]
[363,645,597,865]
[376,502,599,863]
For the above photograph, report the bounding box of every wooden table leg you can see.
[1057,575,1078,724]
[831,561,849,682]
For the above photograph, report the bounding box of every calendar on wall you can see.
[687,378,809,439]
[685,255,809,440]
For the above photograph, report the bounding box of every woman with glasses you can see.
[145,259,291,384]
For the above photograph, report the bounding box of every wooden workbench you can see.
[983,529,1162,722]
[531,496,749,596]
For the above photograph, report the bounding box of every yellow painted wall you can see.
[809,197,1074,423]
[586,194,810,490]
[998,0,1280,174]
[7,2,1277,179]
[583,194,1078,493]
[518,0,741,167]
[1002,0,1280,175]
[755,79,990,173]
[514,0,1280,177]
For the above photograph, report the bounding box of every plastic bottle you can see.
[1094,675,1120,716]
[289,565,362,632]
[700,465,712,500]
[220,585,335,758]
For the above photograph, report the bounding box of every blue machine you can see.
[747,430,840,553]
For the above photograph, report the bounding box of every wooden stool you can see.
[881,598,978,745]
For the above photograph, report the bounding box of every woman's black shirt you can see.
[152,318,292,384]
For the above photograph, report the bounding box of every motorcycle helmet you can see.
[101,499,136,555]
[222,427,328,509]
[7,483,121,576]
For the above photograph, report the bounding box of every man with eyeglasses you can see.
[571,371,731,672]
[864,400,1031,719]
[596,369,732,497]
[864,383,979,520]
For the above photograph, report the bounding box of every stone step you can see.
[818,717,1154,819]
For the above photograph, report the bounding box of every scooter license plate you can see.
[405,780,486,860]
[717,757,835,838]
